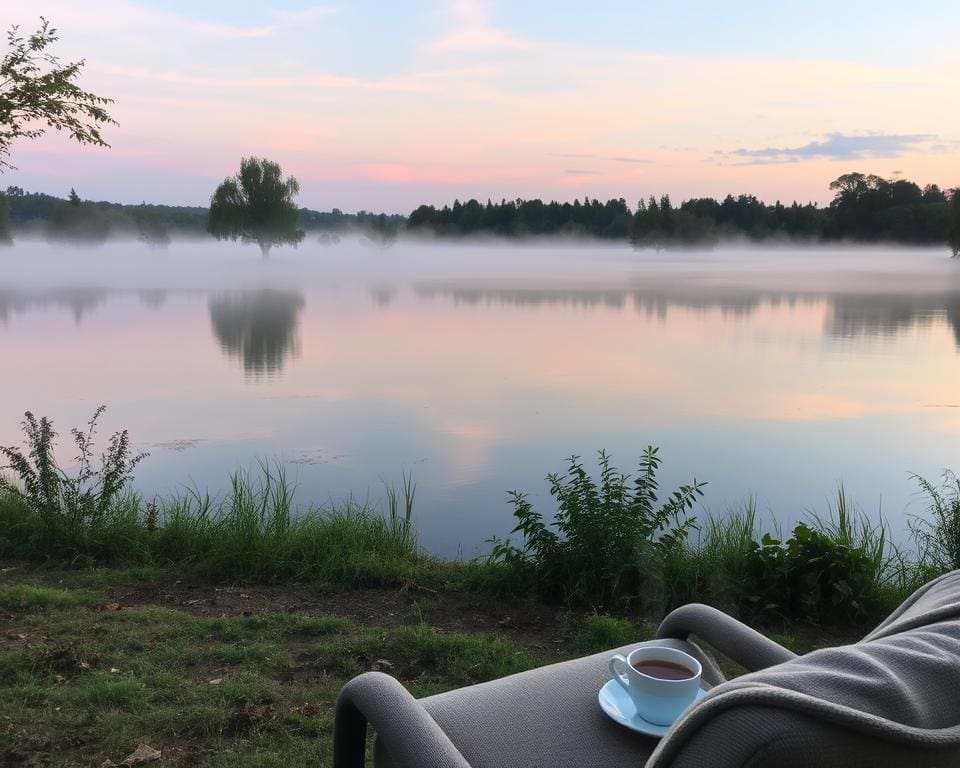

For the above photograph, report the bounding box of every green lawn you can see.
[0,566,855,767]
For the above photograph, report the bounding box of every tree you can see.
[48,187,109,243]
[949,189,960,258]
[208,157,304,257]
[1,18,116,171]
[0,190,11,244]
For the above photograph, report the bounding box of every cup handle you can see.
[608,654,630,690]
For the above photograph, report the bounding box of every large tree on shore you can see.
[0,18,115,171]
[208,157,304,258]
[950,189,960,258]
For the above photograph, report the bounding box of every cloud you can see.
[725,132,937,165]
[431,0,532,52]
[552,153,596,159]
[610,156,651,164]
[564,169,601,176]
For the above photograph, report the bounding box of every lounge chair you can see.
[333,569,960,767]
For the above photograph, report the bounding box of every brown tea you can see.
[632,659,695,680]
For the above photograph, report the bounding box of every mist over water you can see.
[2,238,959,556]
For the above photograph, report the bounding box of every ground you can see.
[0,564,858,767]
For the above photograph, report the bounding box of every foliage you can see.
[0,189,10,244]
[949,189,960,258]
[408,196,633,239]
[827,172,951,243]
[656,501,761,614]
[4,405,959,631]
[911,471,960,572]
[2,172,954,248]
[47,187,110,243]
[0,406,146,559]
[2,185,405,242]
[134,207,171,246]
[0,18,116,170]
[740,488,892,624]
[208,157,305,257]
[574,614,648,654]
[0,407,430,587]
[404,173,953,248]
[152,464,429,587]
[489,449,704,608]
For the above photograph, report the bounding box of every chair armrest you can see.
[333,672,473,768]
[655,603,797,673]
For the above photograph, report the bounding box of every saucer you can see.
[598,679,707,737]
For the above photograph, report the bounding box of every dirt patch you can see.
[105,580,577,652]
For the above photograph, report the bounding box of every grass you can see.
[0,569,553,767]
[0,564,863,766]
[0,584,103,611]
[0,461,458,591]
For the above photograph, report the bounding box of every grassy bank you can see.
[1,410,957,627]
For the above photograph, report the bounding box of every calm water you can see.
[2,239,959,556]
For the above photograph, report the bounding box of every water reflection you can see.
[415,284,960,347]
[208,289,305,377]
[827,293,960,346]
[0,287,110,324]
[3,282,960,352]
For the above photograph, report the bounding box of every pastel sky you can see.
[4,0,960,212]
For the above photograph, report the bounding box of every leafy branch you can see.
[0,17,116,170]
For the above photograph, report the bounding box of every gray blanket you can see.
[649,569,960,767]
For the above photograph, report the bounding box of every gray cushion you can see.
[375,639,722,768]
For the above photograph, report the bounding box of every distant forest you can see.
[2,171,958,249]
[410,173,956,247]
[1,186,405,246]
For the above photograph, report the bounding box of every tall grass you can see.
[0,407,429,586]
[659,500,760,615]
[153,463,429,585]
[911,471,960,574]
[0,462,429,587]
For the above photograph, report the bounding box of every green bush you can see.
[489,448,705,609]
[740,490,891,624]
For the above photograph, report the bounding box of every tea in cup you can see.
[607,646,702,726]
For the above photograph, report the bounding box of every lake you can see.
[2,239,958,557]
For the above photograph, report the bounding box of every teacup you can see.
[608,646,702,726]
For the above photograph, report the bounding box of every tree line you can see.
[412,173,959,250]
[1,169,958,255]
[0,184,405,248]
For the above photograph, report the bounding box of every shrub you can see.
[741,488,891,624]
[0,406,146,560]
[489,448,705,609]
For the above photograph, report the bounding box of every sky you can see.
[3,0,960,212]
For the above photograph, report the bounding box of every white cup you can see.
[608,646,702,726]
